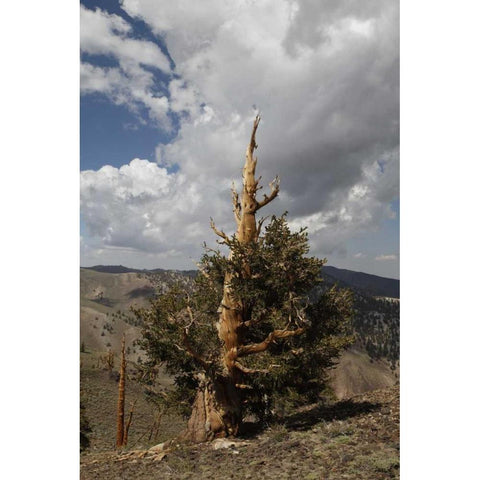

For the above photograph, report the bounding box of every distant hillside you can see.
[84,264,399,299]
[323,266,399,299]
[84,265,198,277]
[85,265,144,274]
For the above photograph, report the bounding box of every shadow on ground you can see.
[128,286,156,299]
[92,297,116,308]
[238,398,381,438]
[284,399,381,431]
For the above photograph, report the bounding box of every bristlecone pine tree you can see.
[134,116,354,442]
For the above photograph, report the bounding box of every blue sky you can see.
[81,95,170,170]
[80,0,176,170]
[80,0,399,279]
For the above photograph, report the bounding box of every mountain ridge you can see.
[82,264,399,299]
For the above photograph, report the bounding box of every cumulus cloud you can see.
[81,0,399,269]
[80,5,172,128]
[81,159,208,266]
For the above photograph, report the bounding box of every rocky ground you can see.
[80,384,399,479]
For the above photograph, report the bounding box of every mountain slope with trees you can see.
[80,264,399,397]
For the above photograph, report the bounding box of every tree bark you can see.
[182,375,241,442]
[123,400,136,446]
[116,335,126,448]
[217,118,261,434]
[184,116,280,441]
[218,115,263,367]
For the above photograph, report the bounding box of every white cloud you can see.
[81,0,399,270]
[80,6,170,71]
[80,5,171,128]
[81,159,207,266]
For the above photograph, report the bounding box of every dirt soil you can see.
[80,385,399,480]
[329,349,398,400]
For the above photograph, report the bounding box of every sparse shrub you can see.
[80,341,86,353]
[350,452,399,474]
[333,434,352,445]
[326,423,354,438]
[101,350,115,372]
[103,322,114,333]
[268,424,289,442]
[370,453,399,472]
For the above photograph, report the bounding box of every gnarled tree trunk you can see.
[181,375,241,442]
[183,116,279,441]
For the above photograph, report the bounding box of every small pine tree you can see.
[133,117,353,441]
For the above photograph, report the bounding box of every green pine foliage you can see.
[133,214,354,421]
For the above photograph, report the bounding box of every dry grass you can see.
[80,354,185,452]
[81,383,399,479]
